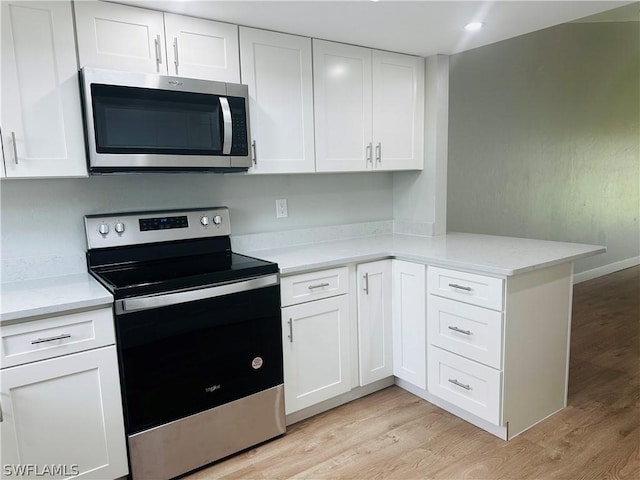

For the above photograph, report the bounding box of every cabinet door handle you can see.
[366,142,372,164]
[449,283,472,292]
[0,400,3,422]
[448,378,471,390]
[173,37,179,74]
[308,283,330,290]
[375,142,381,163]
[31,333,71,345]
[448,325,472,336]
[288,318,293,343]
[154,35,163,70]
[363,272,369,295]
[251,140,257,165]
[11,131,18,164]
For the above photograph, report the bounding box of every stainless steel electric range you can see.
[85,207,285,480]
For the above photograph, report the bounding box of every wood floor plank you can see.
[184,266,640,480]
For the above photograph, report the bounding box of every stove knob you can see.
[114,222,125,234]
[212,215,223,225]
[200,216,210,226]
[98,223,110,235]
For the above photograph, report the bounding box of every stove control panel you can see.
[85,207,231,249]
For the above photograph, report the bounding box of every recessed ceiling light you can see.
[464,22,484,32]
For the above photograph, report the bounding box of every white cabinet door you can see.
[372,51,424,170]
[74,0,166,73]
[313,39,372,172]
[164,14,239,82]
[281,295,351,414]
[0,346,128,479]
[240,27,314,174]
[1,0,86,178]
[392,260,426,389]
[357,260,393,386]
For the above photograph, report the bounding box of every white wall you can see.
[393,55,449,236]
[447,21,640,275]
[0,172,393,275]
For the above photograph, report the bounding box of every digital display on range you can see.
[139,215,189,231]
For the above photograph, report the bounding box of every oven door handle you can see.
[117,274,279,314]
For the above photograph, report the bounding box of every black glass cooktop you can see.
[87,237,278,299]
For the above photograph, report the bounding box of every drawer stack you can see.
[427,266,505,425]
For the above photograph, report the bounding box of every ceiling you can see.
[113,1,638,57]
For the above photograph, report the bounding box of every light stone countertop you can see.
[0,273,113,324]
[237,232,606,277]
[0,232,605,324]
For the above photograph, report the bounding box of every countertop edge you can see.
[0,273,114,325]
[249,238,607,278]
[0,298,114,325]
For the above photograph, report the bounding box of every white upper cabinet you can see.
[372,51,424,171]
[314,39,424,172]
[74,1,240,82]
[313,40,372,172]
[164,13,239,82]
[1,0,87,178]
[240,27,315,173]
[74,1,166,74]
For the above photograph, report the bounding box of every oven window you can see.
[115,284,283,435]
[91,84,223,155]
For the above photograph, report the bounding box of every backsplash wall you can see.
[0,172,393,280]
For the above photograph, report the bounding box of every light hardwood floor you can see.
[185,266,639,480]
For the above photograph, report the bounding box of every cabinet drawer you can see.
[1,308,115,368]
[427,266,504,311]
[281,267,348,307]
[428,296,503,369]
[428,346,501,425]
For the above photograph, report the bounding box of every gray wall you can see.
[0,172,392,263]
[447,21,640,274]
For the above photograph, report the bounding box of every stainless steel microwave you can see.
[80,67,251,173]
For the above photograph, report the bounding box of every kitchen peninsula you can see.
[234,230,605,440]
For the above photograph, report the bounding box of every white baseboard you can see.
[573,256,640,284]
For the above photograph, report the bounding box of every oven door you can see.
[81,68,251,172]
[114,274,283,435]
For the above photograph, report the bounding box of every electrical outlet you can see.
[276,198,288,218]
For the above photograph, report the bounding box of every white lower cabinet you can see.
[426,263,574,439]
[391,260,426,389]
[0,308,128,479]
[0,347,128,479]
[281,293,351,414]
[428,346,502,424]
[356,260,393,386]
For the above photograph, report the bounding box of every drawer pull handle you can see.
[154,35,163,69]
[173,37,180,74]
[251,140,257,165]
[11,131,19,164]
[449,283,472,292]
[308,282,330,290]
[448,378,471,390]
[448,326,472,336]
[288,318,293,343]
[31,333,71,345]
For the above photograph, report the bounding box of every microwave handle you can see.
[220,97,232,155]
